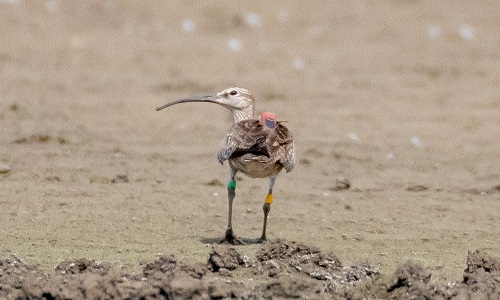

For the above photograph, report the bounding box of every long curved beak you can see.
[156,95,220,111]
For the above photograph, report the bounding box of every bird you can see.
[156,87,296,244]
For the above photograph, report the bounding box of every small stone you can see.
[330,177,351,191]
[267,259,280,269]
[112,174,129,183]
[0,164,10,174]
[242,255,251,267]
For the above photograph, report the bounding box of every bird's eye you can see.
[229,90,237,96]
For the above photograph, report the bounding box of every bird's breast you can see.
[229,155,283,178]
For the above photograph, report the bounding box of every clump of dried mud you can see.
[0,240,498,299]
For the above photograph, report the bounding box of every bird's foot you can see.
[218,228,245,245]
[256,235,267,244]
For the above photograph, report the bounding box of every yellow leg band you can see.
[265,194,274,204]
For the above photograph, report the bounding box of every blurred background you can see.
[1,1,498,140]
[0,0,499,280]
[1,0,498,186]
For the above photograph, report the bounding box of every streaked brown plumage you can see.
[218,119,295,178]
[156,87,296,244]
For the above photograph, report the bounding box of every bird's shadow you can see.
[199,236,262,245]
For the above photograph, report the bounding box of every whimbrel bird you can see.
[156,87,296,244]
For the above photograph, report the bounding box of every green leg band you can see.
[227,180,236,190]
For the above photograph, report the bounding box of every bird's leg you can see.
[259,176,277,243]
[219,170,245,245]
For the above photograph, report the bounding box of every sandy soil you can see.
[1,1,499,298]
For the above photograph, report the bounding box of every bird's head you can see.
[156,87,255,123]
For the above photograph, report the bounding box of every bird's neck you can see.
[231,106,255,123]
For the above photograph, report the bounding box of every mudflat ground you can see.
[0,1,499,298]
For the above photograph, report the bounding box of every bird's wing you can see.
[218,121,296,172]
[268,123,296,172]
[217,120,268,164]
